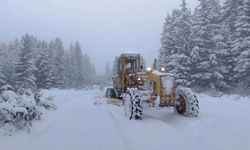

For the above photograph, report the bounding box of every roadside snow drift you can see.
[0,89,56,136]
[0,89,249,150]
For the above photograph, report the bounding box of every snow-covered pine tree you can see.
[169,0,194,87]
[15,34,36,90]
[160,0,194,87]
[191,0,227,93]
[209,0,232,91]
[222,0,244,39]
[83,54,95,84]
[48,38,65,88]
[35,41,53,89]
[5,39,20,86]
[213,23,232,91]
[73,42,85,88]
[159,14,175,69]
[221,0,244,88]
[232,0,250,94]
[0,43,7,86]
[0,44,5,86]
[62,42,96,88]
[62,50,71,88]
[0,70,5,86]
[68,44,77,88]
[191,0,212,91]
[29,35,39,60]
[62,43,75,88]
[47,40,57,87]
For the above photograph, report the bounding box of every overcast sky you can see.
[0,0,202,74]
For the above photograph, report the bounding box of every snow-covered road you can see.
[1,89,250,150]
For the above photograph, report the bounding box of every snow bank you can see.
[0,88,56,136]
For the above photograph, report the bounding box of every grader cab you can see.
[106,53,199,120]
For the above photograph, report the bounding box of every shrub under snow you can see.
[0,86,56,136]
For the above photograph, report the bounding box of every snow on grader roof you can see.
[120,53,140,58]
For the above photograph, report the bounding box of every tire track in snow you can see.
[143,113,223,150]
[21,94,88,149]
[21,111,60,149]
[106,108,133,150]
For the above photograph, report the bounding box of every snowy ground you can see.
[0,88,249,150]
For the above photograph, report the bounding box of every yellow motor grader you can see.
[106,53,199,120]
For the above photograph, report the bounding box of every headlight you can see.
[138,77,141,81]
[160,67,165,72]
[146,67,152,72]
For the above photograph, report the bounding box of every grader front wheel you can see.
[174,87,199,117]
[123,88,143,120]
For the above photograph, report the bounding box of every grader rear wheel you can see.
[175,87,199,117]
[105,88,116,98]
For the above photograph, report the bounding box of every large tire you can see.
[105,88,116,98]
[123,88,143,120]
[174,86,199,117]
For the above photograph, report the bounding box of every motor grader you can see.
[106,53,199,120]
